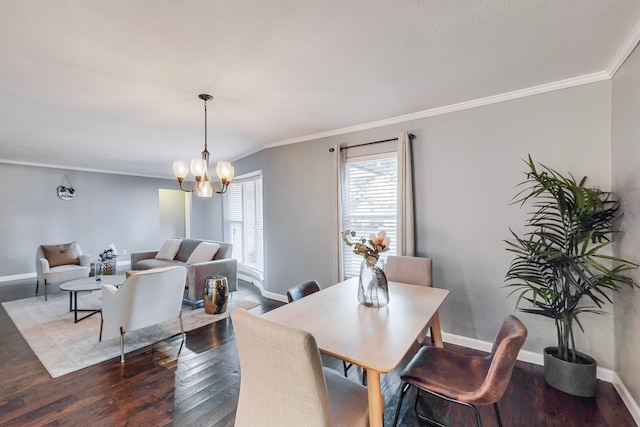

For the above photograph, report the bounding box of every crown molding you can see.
[608,17,640,77]
[0,159,169,180]
[264,71,611,150]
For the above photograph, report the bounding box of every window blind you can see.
[224,173,264,275]
[342,153,397,278]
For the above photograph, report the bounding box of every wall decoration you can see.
[57,175,75,200]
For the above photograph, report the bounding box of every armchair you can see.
[99,265,187,363]
[36,242,91,301]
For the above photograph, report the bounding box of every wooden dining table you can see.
[262,277,449,427]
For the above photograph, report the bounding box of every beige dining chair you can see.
[392,315,527,427]
[231,308,369,427]
[386,255,436,343]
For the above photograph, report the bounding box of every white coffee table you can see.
[59,275,126,323]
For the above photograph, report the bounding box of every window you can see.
[342,152,397,278]
[224,172,264,281]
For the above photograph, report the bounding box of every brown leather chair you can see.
[286,280,321,303]
[286,280,356,380]
[392,315,527,427]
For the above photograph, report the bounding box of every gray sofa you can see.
[130,238,237,307]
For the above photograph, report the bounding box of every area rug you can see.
[2,291,258,378]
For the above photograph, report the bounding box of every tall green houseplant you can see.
[505,156,638,363]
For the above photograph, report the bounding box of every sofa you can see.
[130,238,237,307]
[36,241,91,301]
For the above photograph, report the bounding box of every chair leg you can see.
[179,311,185,341]
[493,402,503,427]
[99,316,104,342]
[119,327,125,363]
[392,382,411,427]
[35,280,39,296]
[44,280,48,301]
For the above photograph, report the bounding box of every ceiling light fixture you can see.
[173,94,234,197]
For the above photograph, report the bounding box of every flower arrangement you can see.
[341,230,390,267]
[99,243,118,261]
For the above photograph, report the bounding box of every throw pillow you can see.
[155,239,182,260]
[41,241,81,268]
[186,242,220,265]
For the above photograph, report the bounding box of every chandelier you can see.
[173,94,234,197]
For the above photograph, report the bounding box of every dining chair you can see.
[386,255,436,343]
[286,280,321,303]
[392,315,527,427]
[286,280,356,380]
[231,308,369,427]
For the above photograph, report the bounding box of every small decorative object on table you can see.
[203,275,229,314]
[98,244,118,275]
[93,261,103,282]
[342,230,390,307]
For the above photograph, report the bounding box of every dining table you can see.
[262,277,449,427]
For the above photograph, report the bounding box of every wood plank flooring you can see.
[0,278,636,426]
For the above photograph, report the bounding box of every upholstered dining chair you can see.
[286,280,321,303]
[286,281,355,380]
[392,315,527,427]
[231,308,369,427]
[386,255,436,343]
[99,265,187,363]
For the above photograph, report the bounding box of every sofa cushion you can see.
[134,259,177,270]
[174,239,201,262]
[155,239,182,260]
[41,242,80,268]
[186,242,220,265]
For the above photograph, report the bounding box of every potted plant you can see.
[504,156,638,397]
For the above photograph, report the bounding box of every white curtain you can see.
[397,132,415,256]
[332,144,345,284]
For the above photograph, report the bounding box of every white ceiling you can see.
[1,1,640,178]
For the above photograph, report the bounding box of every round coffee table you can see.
[59,275,126,323]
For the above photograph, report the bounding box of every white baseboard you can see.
[612,372,640,425]
[442,332,639,422]
[0,272,36,283]
[238,273,288,303]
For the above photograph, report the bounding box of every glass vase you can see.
[358,258,389,307]
[93,261,103,282]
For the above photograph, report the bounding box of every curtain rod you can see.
[329,133,415,152]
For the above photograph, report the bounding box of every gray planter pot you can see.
[543,347,597,397]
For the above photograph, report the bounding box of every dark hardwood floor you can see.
[0,278,636,426]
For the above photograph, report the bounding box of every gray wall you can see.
[234,81,622,369]
[2,73,636,378]
[0,163,180,276]
[612,43,640,406]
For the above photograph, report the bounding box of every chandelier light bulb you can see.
[173,160,189,179]
[216,161,235,183]
[197,180,213,198]
[190,158,207,178]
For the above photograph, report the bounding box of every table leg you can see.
[74,291,78,323]
[430,312,444,348]
[366,369,384,427]
[68,291,73,312]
